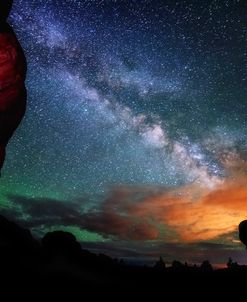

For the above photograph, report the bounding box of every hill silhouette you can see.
[0,214,247,299]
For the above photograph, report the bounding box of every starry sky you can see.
[1,0,247,266]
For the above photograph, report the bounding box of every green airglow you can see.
[34,225,106,242]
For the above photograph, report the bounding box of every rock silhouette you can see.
[0,0,27,172]
[42,230,81,255]
[0,214,39,263]
[0,214,246,299]
[239,220,247,248]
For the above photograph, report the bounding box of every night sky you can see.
[1,0,247,266]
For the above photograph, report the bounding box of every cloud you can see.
[162,183,247,241]
[5,192,244,264]
[123,163,247,242]
[6,195,83,229]
[61,239,246,266]
[7,191,159,241]
[95,163,246,243]
[5,153,246,245]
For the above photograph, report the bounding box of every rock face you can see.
[0,0,27,171]
[42,230,82,261]
[0,215,37,249]
[0,214,246,299]
[42,231,81,251]
[0,214,39,283]
[239,220,247,248]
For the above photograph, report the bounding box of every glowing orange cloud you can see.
[82,158,247,243]
[130,164,247,242]
[162,182,247,241]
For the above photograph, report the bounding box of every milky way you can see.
[1,0,246,265]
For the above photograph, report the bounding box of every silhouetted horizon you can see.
[1,214,247,269]
[1,213,247,299]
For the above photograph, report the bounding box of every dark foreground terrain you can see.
[0,214,246,299]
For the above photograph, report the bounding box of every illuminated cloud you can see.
[162,180,247,241]
[77,158,247,243]
[4,157,246,250]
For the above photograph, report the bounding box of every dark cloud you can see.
[77,240,246,266]
[83,212,159,241]
[3,192,246,265]
[195,242,235,250]
[6,194,83,228]
[9,194,80,216]
[5,175,247,246]
[6,189,160,241]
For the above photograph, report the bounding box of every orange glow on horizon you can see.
[139,173,247,242]
[92,161,247,243]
